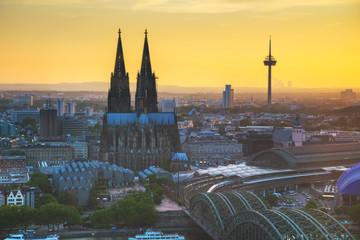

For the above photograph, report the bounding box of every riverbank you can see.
[59,227,204,239]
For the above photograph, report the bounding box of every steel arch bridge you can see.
[188,192,355,240]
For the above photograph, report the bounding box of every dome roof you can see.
[337,163,360,195]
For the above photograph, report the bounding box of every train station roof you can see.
[249,143,360,169]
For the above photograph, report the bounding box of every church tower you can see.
[292,115,304,147]
[108,29,131,113]
[136,29,158,114]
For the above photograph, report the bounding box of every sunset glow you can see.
[0,0,359,89]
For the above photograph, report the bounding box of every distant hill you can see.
[0,82,352,94]
[331,106,360,115]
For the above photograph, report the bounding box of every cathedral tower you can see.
[108,29,131,113]
[135,29,158,114]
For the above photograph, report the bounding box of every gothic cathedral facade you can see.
[100,29,180,171]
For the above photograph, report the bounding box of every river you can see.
[66,233,212,240]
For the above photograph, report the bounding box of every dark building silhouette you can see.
[100,29,180,171]
[107,29,131,113]
[61,117,88,135]
[237,132,273,156]
[40,107,60,138]
[263,36,277,109]
[135,29,158,114]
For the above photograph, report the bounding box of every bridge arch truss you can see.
[189,192,355,240]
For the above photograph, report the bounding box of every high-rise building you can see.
[0,120,15,137]
[341,89,357,100]
[13,94,34,106]
[85,107,93,117]
[222,85,234,109]
[57,98,66,116]
[11,109,40,123]
[40,107,60,138]
[100,29,180,171]
[66,102,75,116]
[61,117,88,135]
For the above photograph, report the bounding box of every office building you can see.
[11,108,40,123]
[85,107,93,117]
[0,120,15,137]
[40,107,60,138]
[66,102,76,116]
[222,85,234,109]
[341,89,357,100]
[57,98,66,116]
[13,94,34,106]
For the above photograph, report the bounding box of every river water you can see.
[66,234,212,240]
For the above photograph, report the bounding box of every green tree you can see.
[17,205,36,230]
[63,205,81,228]
[35,203,80,229]
[36,194,57,208]
[261,198,271,209]
[264,194,279,207]
[91,191,158,228]
[240,118,252,126]
[148,183,164,204]
[193,120,203,128]
[347,204,360,224]
[22,117,37,128]
[0,205,19,230]
[146,174,157,184]
[89,123,101,135]
[218,126,226,136]
[35,203,60,227]
[28,172,52,194]
[90,209,113,228]
[9,150,26,156]
[305,199,318,209]
[160,160,171,172]
[88,187,99,210]
[58,191,73,205]
[157,176,169,185]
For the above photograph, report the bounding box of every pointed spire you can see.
[140,29,152,77]
[114,28,126,77]
[135,29,158,114]
[269,35,272,57]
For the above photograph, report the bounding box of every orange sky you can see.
[0,0,359,89]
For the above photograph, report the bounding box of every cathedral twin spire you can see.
[107,29,158,114]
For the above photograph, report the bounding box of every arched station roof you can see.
[249,143,360,170]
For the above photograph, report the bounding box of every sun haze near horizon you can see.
[0,0,359,89]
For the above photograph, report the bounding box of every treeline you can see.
[88,174,170,228]
[0,172,82,231]
[89,191,157,228]
[0,201,81,231]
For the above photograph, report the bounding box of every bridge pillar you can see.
[273,187,276,193]
[263,190,266,197]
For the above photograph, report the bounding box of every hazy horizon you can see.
[0,81,357,94]
[1,0,359,89]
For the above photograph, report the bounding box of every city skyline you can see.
[0,0,359,89]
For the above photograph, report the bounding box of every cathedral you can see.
[100,29,181,171]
